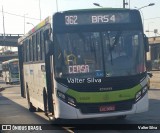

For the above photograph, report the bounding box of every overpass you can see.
[0,34,22,62]
[0,34,23,47]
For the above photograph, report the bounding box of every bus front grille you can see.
[78,100,133,114]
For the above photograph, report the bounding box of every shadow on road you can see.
[0,81,160,132]
[0,85,64,131]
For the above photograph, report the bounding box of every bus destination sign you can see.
[65,12,130,25]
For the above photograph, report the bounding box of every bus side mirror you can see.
[44,29,54,55]
[147,72,153,78]
[144,35,149,52]
[48,40,54,55]
[46,40,54,55]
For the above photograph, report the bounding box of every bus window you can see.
[29,38,32,61]
[26,39,30,62]
[23,42,26,62]
[41,30,45,61]
[37,32,41,61]
[32,35,36,61]
[10,61,19,74]
[24,40,28,62]
[39,31,43,61]
[44,29,51,56]
[2,63,7,71]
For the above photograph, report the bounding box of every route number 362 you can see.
[65,15,78,25]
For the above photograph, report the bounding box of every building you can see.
[147,36,160,70]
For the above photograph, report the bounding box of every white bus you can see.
[18,8,149,120]
[2,59,19,84]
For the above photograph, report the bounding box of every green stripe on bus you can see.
[66,85,141,103]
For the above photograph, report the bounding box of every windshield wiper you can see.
[107,32,113,65]
[108,31,122,65]
[112,31,122,50]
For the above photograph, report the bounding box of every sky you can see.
[0,0,160,38]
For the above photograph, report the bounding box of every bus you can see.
[18,8,149,120]
[2,59,19,84]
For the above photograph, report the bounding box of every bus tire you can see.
[49,117,62,124]
[43,87,49,116]
[29,102,36,112]
[26,83,36,112]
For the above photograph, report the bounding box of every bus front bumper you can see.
[54,92,148,119]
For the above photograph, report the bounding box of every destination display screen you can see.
[65,12,130,25]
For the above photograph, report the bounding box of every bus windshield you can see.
[54,30,145,78]
[9,62,19,74]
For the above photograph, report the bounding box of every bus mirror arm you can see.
[144,35,149,52]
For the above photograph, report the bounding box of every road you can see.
[0,71,160,133]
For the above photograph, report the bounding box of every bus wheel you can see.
[49,117,62,124]
[28,102,36,112]
[26,84,36,112]
[43,87,49,116]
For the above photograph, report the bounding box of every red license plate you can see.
[99,105,115,112]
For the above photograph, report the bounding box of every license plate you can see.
[99,105,115,112]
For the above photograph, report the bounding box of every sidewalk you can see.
[0,79,49,124]
[150,71,160,89]
[0,78,73,132]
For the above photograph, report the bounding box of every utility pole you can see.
[39,0,41,21]
[56,0,58,12]
[123,0,129,8]
[24,13,28,35]
[2,6,6,51]
[123,0,126,8]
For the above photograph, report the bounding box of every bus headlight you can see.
[67,97,76,107]
[142,86,148,94]
[57,90,76,107]
[57,91,66,100]
[135,86,148,102]
[135,91,141,102]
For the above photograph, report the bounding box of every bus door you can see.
[18,45,26,98]
[43,28,54,114]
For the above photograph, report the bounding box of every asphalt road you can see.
[0,72,160,133]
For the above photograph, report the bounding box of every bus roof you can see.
[53,8,142,33]
[60,8,135,13]
[53,8,138,16]
[18,16,51,44]
[18,8,140,43]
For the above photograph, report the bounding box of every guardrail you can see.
[0,34,23,37]
[0,34,23,47]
